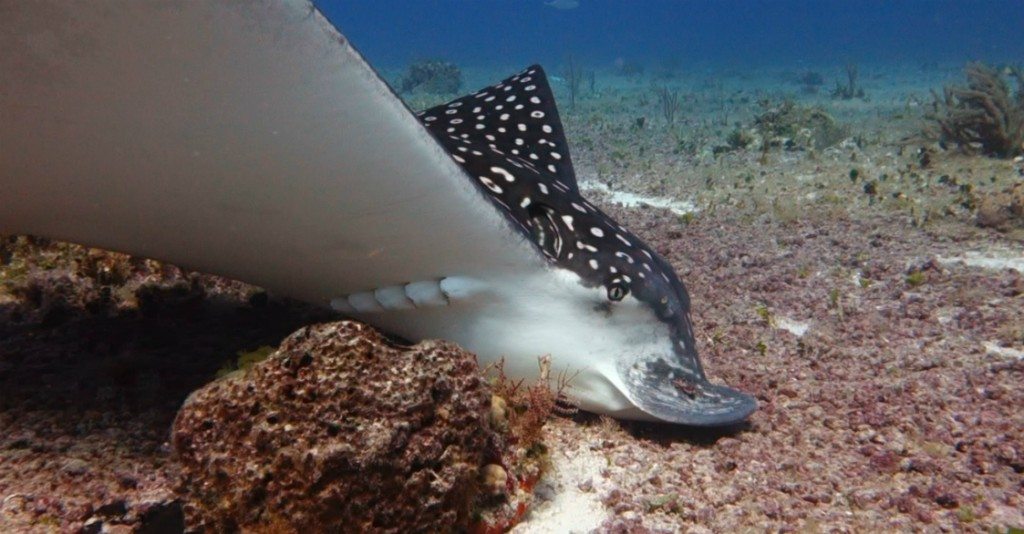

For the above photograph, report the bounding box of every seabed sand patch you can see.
[512,443,609,533]
[984,342,1024,361]
[937,250,1024,273]
[581,181,696,216]
[775,316,810,337]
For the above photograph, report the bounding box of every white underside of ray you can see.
[0,1,684,422]
[0,0,542,303]
[342,269,669,421]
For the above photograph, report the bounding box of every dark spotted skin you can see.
[416,65,698,355]
[415,65,758,426]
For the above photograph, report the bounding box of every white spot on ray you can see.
[478,176,503,193]
[590,227,605,237]
[542,124,553,133]
[491,166,516,183]
[520,197,531,208]
[561,215,574,230]
[551,151,562,160]
[616,234,632,246]
[538,183,549,194]
[589,259,599,270]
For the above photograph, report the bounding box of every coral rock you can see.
[172,321,495,533]
[976,182,1024,231]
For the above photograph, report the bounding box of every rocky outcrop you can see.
[172,321,496,533]
[976,181,1024,232]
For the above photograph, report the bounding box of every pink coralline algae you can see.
[172,321,496,533]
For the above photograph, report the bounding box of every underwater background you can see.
[317,0,1024,69]
[2,1,1023,532]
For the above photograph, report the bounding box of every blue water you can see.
[314,1,1024,70]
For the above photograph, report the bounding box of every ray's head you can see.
[419,66,756,426]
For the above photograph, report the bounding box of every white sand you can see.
[937,251,1024,273]
[984,342,1024,361]
[580,181,696,216]
[775,316,810,337]
[511,444,609,534]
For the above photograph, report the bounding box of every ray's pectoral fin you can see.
[622,348,757,427]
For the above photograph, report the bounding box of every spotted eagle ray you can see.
[0,1,755,425]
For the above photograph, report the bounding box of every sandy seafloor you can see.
[2,64,1023,532]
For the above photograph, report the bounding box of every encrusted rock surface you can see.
[0,238,323,533]
[172,321,495,533]
[976,182,1024,232]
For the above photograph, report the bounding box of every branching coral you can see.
[926,62,1024,158]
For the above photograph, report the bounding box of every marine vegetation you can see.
[924,62,1024,158]
[563,55,585,109]
[470,357,571,532]
[399,58,462,94]
[831,62,866,100]
[655,85,681,125]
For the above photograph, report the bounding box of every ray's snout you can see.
[623,354,758,426]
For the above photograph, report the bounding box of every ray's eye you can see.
[607,283,628,301]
